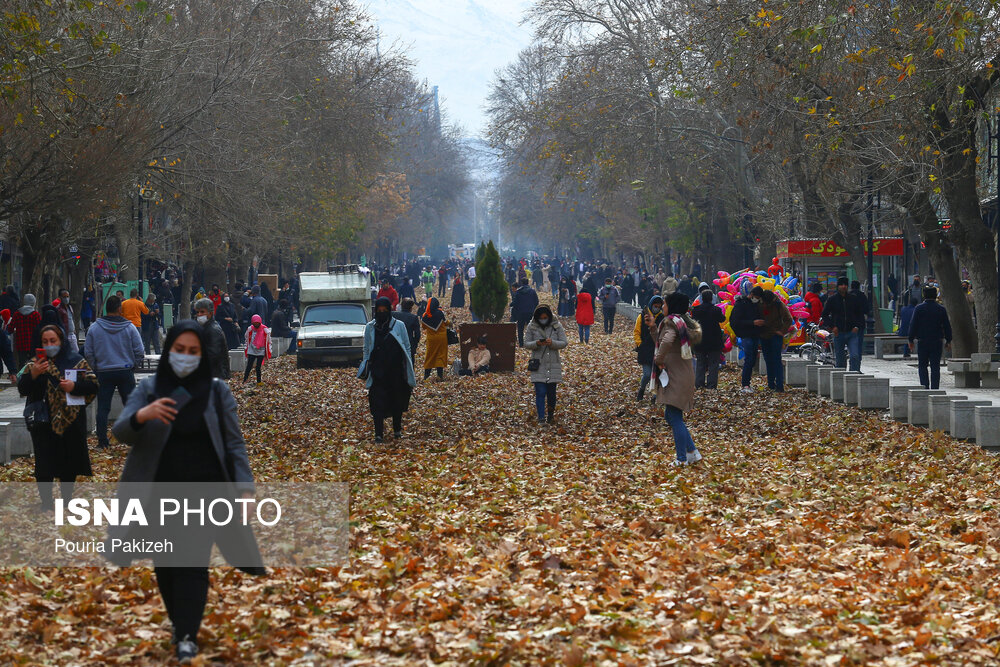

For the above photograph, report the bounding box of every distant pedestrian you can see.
[575,290,594,344]
[511,279,539,348]
[822,276,866,372]
[243,314,272,384]
[215,294,240,349]
[392,298,421,368]
[598,279,620,334]
[56,289,79,353]
[194,298,230,379]
[651,292,703,466]
[691,289,725,389]
[83,295,144,449]
[121,288,149,330]
[758,288,793,392]
[10,293,41,370]
[633,296,664,401]
[908,286,953,390]
[450,276,466,308]
[420,298,449,380]
[140,294,161,355]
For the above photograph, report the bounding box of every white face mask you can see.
[223,297,230,303]
[168,352,201,378]
[751,297,761,304]
[196,315,209,325]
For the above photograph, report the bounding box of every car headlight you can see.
[300,339,315,348]
[351,337,363,346]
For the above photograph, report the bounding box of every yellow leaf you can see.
[811,44,822,53]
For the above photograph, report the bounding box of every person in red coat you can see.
[804,283,824,325]
[376,281,399,310]
[575,291,594,343]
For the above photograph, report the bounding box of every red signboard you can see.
[777,238,904,259]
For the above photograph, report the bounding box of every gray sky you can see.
[365,0,535,137]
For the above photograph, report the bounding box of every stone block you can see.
[953,371,982,388]
[907,389,947,426]
[975,406,1000,450]
[785,358,810,387]
[818,366,835,397]
[807,364,822,393]
[0,421,9,465]
[830,370,851,402]
[951,401,993,440]
[982,373,1000,389]
[928,395,968,432]
[857,377,889,409]
[890,385,925,421]
[230,349,247,373]
[970,353,1000,364]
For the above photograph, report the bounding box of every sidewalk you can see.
[788,352,1000,405]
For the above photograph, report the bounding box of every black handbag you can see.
[447,328,459,345]
[24,400,50,432]
[527,358,541,372]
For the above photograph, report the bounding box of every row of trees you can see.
[488,0,1000,354]
[2,0,470,310]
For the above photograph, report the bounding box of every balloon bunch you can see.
[692,265,809,351]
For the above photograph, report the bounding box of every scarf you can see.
[36,353,97,436]
[422,297,445,330]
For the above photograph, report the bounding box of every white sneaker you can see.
[671,458,686,467]
[689,449,703,463]
[740,386,753,394]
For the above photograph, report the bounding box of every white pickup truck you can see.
[295,266,372,368]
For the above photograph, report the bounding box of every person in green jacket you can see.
[421,268,435,299]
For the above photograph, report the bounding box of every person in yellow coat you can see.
[421,297,449,380]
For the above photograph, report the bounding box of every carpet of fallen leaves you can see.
[3,295,1000,666]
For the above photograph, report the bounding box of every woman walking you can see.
[524,305,568,423]
[18,324,97,510]
[111,321,264,663]
[243,314,272,384]
[359,297,416,443]
[420,297,449,380]
[634,295,664,401]
[558,276,577,317]
[691,288,726,389]
[575,290,594,343]
[450,275,466,309]
[650,292,703,466]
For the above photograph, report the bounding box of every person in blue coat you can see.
[359,297,416,443]
[908,286,953,389]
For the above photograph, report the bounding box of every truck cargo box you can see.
[298,266,371,304]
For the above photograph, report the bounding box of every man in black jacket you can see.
[194,298,231,379]
[392,298,421,368]
[511,279,539,347]
[908,286,952,389]
[822,276,867,371]
[730,291,765,393]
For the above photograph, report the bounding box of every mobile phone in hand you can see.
[36,348,46,361]
[168,386,192,412]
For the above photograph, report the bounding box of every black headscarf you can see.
[421,297,445,330]
[373,296,394,334]
[155,320,213,403]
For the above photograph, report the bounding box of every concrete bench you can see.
[230,349,247,373]
[830,370,851,402]
[0,421,9,465]
[928,395,968,432]
[971,353,1000,388]
[952,400,993,440]
[975,406,1000,450]
[843,373,871,405]
[890,385,925,421]
[907,389,947,426]
[873,335,910,359]
[806,364,822,393]
[784,358,810,387]
[857,377,889,409]
[818,366,835,398]
[947,359,980,388]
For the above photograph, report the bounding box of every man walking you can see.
[121,288,149,330]
[598,279,620,334]
[511,279,539,347]
[908,286,952,389]
[730,289,765,394]
[393,298,421,368]
[9,293,41,370]
[194,298,231,379]
[822,276,867,372]
[56,289,79,352]
[246,285,269,325]
[84,295,144,449]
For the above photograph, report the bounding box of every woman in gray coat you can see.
[524,305,568,423]
[110,321,263,664]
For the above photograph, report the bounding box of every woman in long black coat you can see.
[18,324,97,509]
[450,276,466,308]
[110,321,263,664]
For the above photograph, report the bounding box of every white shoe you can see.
[671,458,686,467]
[740,386,753,394]
[689,449,703,463]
